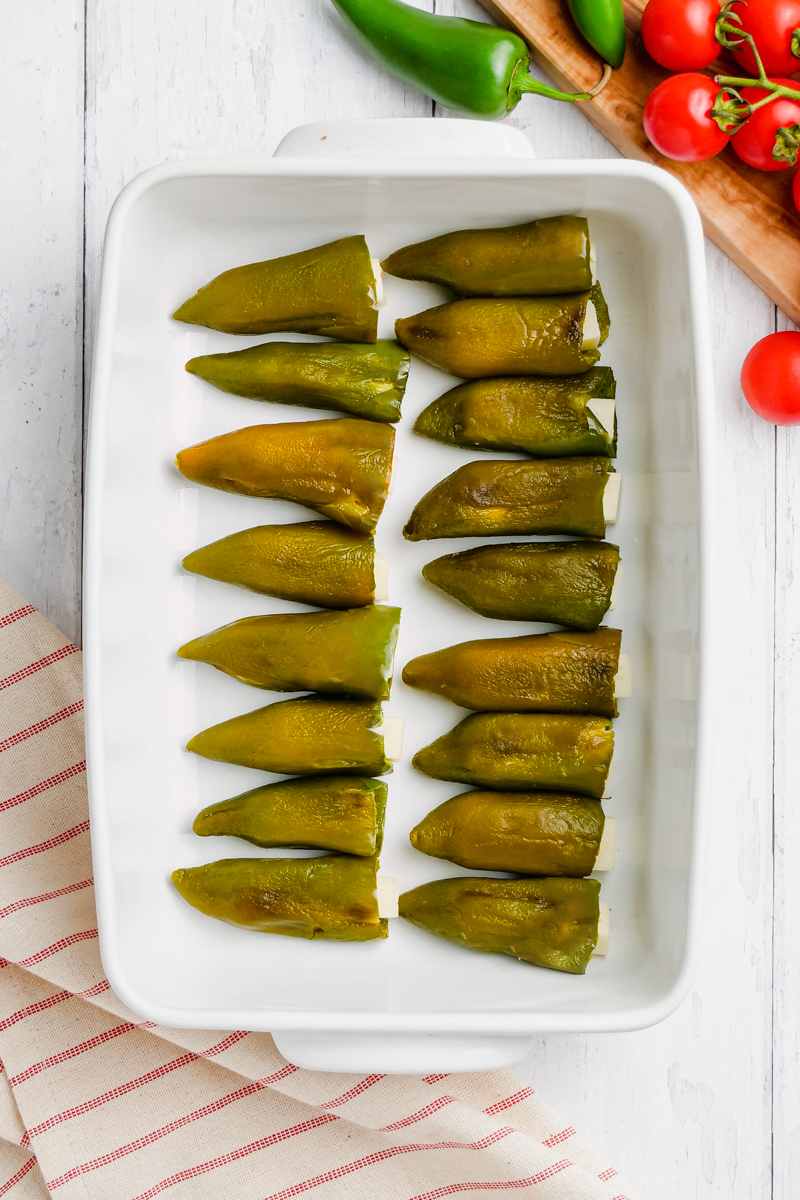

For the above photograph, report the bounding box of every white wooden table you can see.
[2,1,796,1195]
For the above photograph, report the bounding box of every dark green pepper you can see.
[410,790,605,876]
[413,712,614,798]
[193,776,387,857]
[178,605,401,700]
[414,368,616,458]
[404,457,614,541]
[182,521,383,609]
[173,236,378,342]
[383,216,594,296]
[185,340,409,423]
[187,696,392,776]
[567,0,626,70]
[399,876,601,973]
[172,855,387,940]
[422,541,620,628]
[403,628,622,716]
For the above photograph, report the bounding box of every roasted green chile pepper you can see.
[567,0,626,70]
[404,457,614,541]
[178,606,401,700]
[395,286,609,378]
[422,541,620,628]
[175,418,395,535]
[403,628,622,716]
[187,696,391,775]
[414,367,616,458]
[383,216,595,296]
[172,855,387,940]
[410,791,605,876]
[185,340,409,423]
[413,712,614,798]
[173,236,378,342]
[399,876,601,973]
[193,776,387,856]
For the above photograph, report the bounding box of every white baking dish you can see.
[84,119,715,1073]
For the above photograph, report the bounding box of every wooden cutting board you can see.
[478,0,800,323]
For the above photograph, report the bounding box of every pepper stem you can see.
[510,60,612,107]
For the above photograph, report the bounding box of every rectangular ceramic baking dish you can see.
[84,118,715,1073]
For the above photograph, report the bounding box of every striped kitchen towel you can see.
[0,579,636,1200]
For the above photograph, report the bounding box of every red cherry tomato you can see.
[732,79,800,170]
[641,0,720,71]
[643,74,731,161]
[729,0,800,77]
[793,166,800,211]
[741,331,800,424]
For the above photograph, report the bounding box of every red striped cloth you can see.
[0,580,636,1200]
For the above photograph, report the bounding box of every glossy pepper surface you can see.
[173,236,378,342]
[193,776,387,856]
[414,367,616,458]
[422,541,620,628]
[182,521,380,608]
[410,790,605,876]
[187,696,391,776]
[395,287,608,378]
[185,339,409,423]
[403,628,622,716]
[404,457,614,541]
[413,712,614,798]
[172,855,387,940]
[383,216,594,296]
[178,605,400,700]
[567,0,626,69]
[399,876,600,972]
[175,418,395,535]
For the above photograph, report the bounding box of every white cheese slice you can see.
[589,239,597,284]
[592,902,611,957]
[594,816,617,871]
[581,299,601,351]
[586,397,615,437]
[376,874,399,919]
[371,259,386,306]
[373,552,390,602]
[603,472,621,523]
[608,562,622,612]
[375,716,404,762]
[615,653,632,698]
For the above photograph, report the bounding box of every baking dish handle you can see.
[272,1030,533,1074]
[273,117,535,159]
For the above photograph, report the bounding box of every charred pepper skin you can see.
[404,457,614,541]
[173,236,378,342]
[193,776,387,857]
[185,340,409,423]
[402,628,622,716]
[175,418,395,535]
[398,876,601,973]
[410,790,605,876]
[414,368,616,458]
[178,606,401,701]
[422,541,620,628]
[172,855,387,941]
[186,696,391,776]
[412,712,614,798]
[383,216,594,296]
[182,522,378,609]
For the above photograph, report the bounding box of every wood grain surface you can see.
[478,0,800,324]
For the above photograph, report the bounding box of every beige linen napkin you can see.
[0,579,635,1200]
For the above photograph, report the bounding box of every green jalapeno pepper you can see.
[175,418,395,535]
[413,712,614,798]
[173,236,378,342]
[414,367,616,458]
[403,628,622,716]
[193,776,387,857]
[404,457,614,541]
[172,855,387,941]
[187,696,391,776]
[567,0,626,70]
[422,541,620,628]
[185,340,409,423]
[399,876,601,973]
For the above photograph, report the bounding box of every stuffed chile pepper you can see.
[399,875,601,973]
[414,367,616,458]
[178,605,401,700]
[185,339,409,423]
[422,541,621,628]
[193,775,387,857]
[172,855,387,941]
[173,236,378,342]
[175,418,395,535]
[413,712,614,798]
